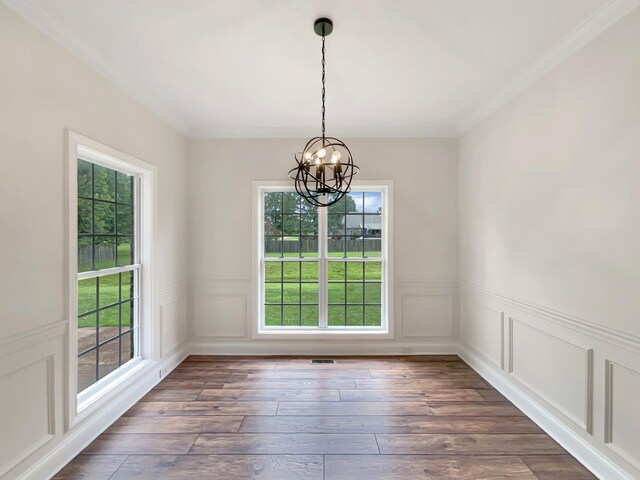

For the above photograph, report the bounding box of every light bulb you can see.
[315,157,321,165]
[331,151,341,163]
[317,148,326,158]
[304,151,312,160]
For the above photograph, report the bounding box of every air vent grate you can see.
[311,359,336,365]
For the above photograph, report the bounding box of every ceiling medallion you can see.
[289,17,359,207]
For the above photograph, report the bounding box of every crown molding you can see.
[187,125,458,139]
[1,0,455,139]
[4,0,638,140]
[455,0,640,135]
[1,0,193,136]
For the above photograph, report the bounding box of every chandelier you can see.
[289,17,359,207]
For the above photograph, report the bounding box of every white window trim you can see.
[66,131,158,429]
[251,180,394,339]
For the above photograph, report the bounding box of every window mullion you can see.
[318,203,328,328]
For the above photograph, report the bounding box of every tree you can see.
[77,162,135,266]
[263,191,355,237]
[264,192,317,236]
[327,194,356,236]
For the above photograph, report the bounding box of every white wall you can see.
[0,5,188,479]
[188,137,459,353]
[458,7,640,480]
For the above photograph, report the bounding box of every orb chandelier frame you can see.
[288,18,359,207]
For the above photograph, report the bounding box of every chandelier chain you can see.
[321,32,326,140]
[289,18,359,208]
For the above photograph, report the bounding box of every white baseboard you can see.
[19,342,189,480]
[458,343,632,480]
[188,340,459,356]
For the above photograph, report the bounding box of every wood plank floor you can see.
[54,355,596,479]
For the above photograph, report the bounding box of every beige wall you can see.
[189,138,457,281]
[188,138,459,350]
[0,4,189,341]
[459,7,640,337]
[0,6,189,478]
[458,8,640,479]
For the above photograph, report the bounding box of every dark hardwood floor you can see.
[54,355,596,479]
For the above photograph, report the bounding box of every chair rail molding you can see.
[460,281,640,353]
[0,320,67,358]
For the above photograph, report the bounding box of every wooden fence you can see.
[265,238,381,254]
[79,245,115,264]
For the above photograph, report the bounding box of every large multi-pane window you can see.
[76,158,139,392]
[260,187,387,331]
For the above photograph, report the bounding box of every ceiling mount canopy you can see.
[313,17,333,36]
[289,17,359,207]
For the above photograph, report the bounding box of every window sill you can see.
[73,357,151,427]
[254,327,392,340]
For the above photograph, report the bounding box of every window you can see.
[76,159,140,392]
[68,131,156,423]
[257,184,390,333]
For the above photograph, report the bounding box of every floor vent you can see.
[311,359,336,365]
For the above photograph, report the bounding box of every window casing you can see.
[67,131,156,425]
[255,183,391,334]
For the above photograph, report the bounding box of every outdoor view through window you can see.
[76,159,139,392]
[262,190,385,330]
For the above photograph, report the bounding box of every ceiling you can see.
[4,0,636,137]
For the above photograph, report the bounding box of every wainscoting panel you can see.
[189,280,458,352]
[459,281,640,480]
[159,283,188,357]
[0,304,189,479]
[400,294,452,337]
[191,281,249,339]
[605,360,640,470]
[194,294,247,337]
[396,281,456,338]
[0,356,53,477]
[460,296,504,369]
[0,322,65,479]
[509,317,593,432]
[189,280,458,346]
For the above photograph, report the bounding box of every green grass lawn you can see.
[264,282,381,305]
[264,303,382,327]
[265,252,381,258]
[78,246,382,329]
[263,260,382,327]
[77,245,134,328]
[264,261,381,282]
